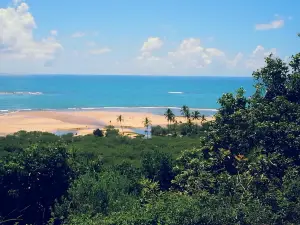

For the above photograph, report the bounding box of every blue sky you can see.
[0,0,299,75]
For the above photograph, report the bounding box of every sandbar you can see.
[0,110,214,136]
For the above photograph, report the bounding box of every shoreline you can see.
[0,107,218,114]
[0,110,214,137]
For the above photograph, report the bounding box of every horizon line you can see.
[0,73,253,77]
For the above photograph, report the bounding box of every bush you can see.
[93,128,104,137]
[52,171,138,224]
[104,126,120,137]
[151,125,168,136]
[0,144,74,224]
[141,149,174,190]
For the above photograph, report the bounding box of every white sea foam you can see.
[138,106,218,111]
[103,107,127,109]
[81,107,98,110]
[103,106,180,110]
[0,107,218,114]
[102,106,218,112]
[190,108,218,112]
[137,107,179,109]
[0,91,43,95]
[137,107,165,109]
[168,91,184,94]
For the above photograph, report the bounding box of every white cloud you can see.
[167,38,225,68]
[223,45,276,71]
[71,32,85,38]
[135,38,229,75]
[0,1,62,63]
[50,30,58,36]
[137,37,163,61]
[141,37,163,52]
[227,52,244,67]
[89,48,111,55]
[246,45,276,69]
[284,55,291,64]
[136,38,277,75]
[137,51,161,61]
[255,19,284,30]
[138,37,226,69]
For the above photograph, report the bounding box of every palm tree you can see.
[164,108,175,131]
[181,105,191,135]
[180,105,190,122]
[191,110,201,121]
[143,117,152,139]
[180,105,188,116]
[116,115,124,134]
[187,118,193,126]
[172,118,178,136]
[201,115,206,125]
[191,110,201,134]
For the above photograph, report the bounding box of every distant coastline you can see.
[0,107,218,117]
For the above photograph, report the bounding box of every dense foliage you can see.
[0,53,299,225]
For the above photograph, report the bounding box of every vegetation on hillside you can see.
[0,53,299,225]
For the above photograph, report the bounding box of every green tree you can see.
[0,144,74,224]
[151,125,168,136]
[181,105,191,135]
[200,114,206,124]
[52,171,138,224]
[287,53,300,104]
[141,149,174,190]
[180,105,190,121]
[191,110,201,121]
[191,110,201,133]
[143,117,152,138]
[164,108,175,132]
[172,119,179,136]
[173,53,300,224]
[105,125,119,137]
[116,115,124,134]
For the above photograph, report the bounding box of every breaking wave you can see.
[168,91,184,94]
[0,91,43,95]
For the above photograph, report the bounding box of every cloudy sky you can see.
[0,0,299,75]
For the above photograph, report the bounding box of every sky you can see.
[0,0,299,76]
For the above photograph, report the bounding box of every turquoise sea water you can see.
[0,75,255,116]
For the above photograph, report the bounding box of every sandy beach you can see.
[0,110,214,136]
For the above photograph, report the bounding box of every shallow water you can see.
[54,130,77,136]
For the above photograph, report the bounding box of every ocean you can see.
[0,75,255,116]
